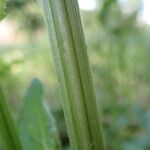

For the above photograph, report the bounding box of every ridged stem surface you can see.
[40,0,106,149]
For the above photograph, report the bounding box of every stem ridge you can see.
[40,0,106,149]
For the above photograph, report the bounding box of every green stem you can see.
[0,83,22,150]
[40,0,106,149]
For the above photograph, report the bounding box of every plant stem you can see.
[40,0,106,149]
[0,83,22,150]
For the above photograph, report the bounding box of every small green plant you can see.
[18,79,61,150]
[0,79,61,150]
[40,0,105,149]
[0,0,105,149]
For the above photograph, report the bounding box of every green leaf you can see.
[0,0,6,20]
[39,0,106,149]
[0,83,22,150]
[18,78,61,150]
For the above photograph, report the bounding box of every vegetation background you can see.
[0,0,150,149]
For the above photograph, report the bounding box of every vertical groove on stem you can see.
[40,0,106,149]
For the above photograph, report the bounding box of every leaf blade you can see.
[0,83,22,150]
[18,78,61,150]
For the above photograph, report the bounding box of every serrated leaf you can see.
[0,83,22,150]
[0,0,6,20]
[18,78,61,150]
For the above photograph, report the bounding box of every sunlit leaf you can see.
[18,78,61,150]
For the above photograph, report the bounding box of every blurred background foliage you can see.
[0,0,150,149]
